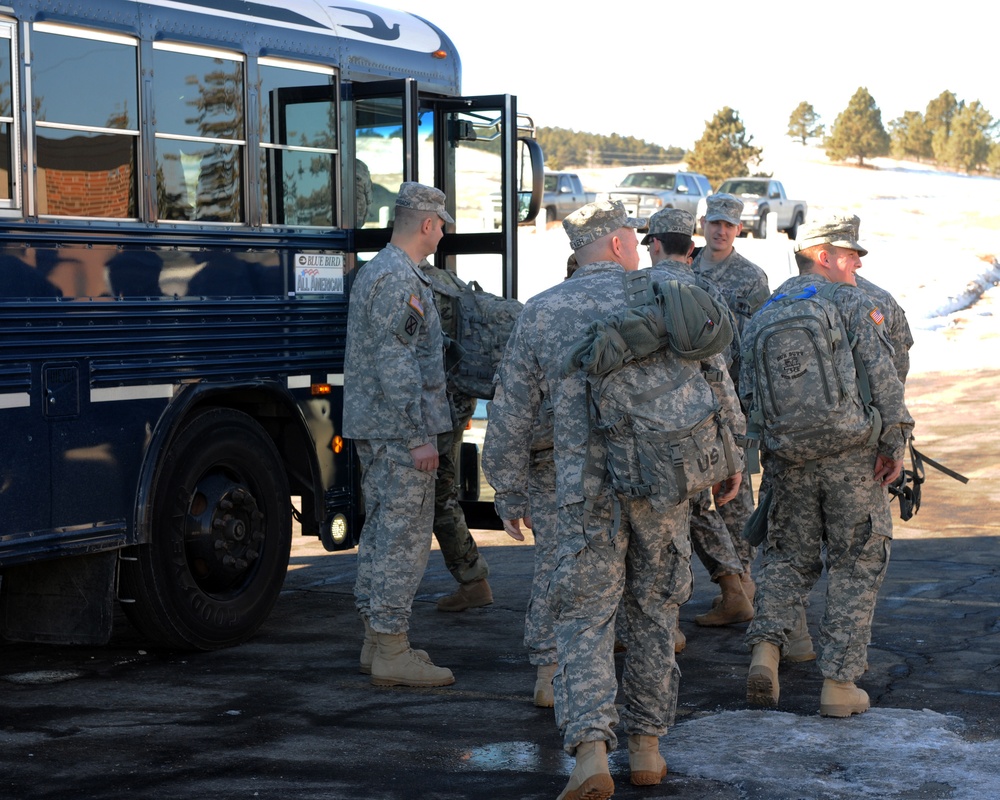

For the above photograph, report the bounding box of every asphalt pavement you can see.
[1,368,998,799]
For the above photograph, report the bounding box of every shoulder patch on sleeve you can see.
[394,294,425,343]
[869,306,884,325]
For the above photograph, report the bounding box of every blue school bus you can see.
[0,0,541,649]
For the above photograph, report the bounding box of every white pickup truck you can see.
[712,178,808,240]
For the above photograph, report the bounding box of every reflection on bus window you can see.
[444,108,503,235]
[355,96,404,227]
[32,24,139,218]
[106,251,165,298]
[153,43,244,222]
[259,59,336,226]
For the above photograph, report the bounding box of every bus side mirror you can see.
[515,137,543,225]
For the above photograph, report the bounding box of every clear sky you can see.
[398,1,1000,153]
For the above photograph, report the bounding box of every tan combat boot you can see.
[628,734,667,786]
[782,604,816,663]
[820,679,870,718]
[746,642,781,707]
[712,568,755,607]
[436,578,493,612]
[556,740,614,800]
[674,623,686,654]
[533,663,557,708]
[695,574,754,626]
[359,616,428,675]
[370,632,455,687]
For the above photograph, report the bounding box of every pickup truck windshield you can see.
[721,180,767,196]
[621,173,676,190]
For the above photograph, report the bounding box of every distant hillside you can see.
[538,127,685,170]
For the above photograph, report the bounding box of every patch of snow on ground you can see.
[665,708,1000,800]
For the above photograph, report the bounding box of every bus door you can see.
[344,81,541,291]
[417,93,542,300]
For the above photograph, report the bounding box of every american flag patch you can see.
[408,294,424,316]
[869,307,884,325]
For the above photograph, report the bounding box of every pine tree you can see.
[824,87,890,167]
[686,107,763,186]
[889,111,933,162]
[787,101,824,145]
[940,101,996,173]
[925,90,960,163]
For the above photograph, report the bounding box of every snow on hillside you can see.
[518,142,999,376]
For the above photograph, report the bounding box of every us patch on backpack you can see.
[743,282,880,464]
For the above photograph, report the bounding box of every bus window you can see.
[152,42,244,223]
[354,95,405,228]
[31,23,138,218]
[0,22,15,206]
[417,108,504,237]
[259,58,337,227]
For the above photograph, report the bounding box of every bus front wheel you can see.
[120,408,292,650]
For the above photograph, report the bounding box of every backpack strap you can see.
[730,283,771,320]
[623,269,656,309]
[817,282,882,449]
[578,270,654,539]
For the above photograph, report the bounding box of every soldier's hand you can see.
[502,518,526,542]
[874,455,903,486]
[713,471,743,507]
[410,442,439,472]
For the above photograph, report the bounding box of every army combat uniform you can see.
[741,273,914,683]
[343,243,451,635]
[483,257,744,756]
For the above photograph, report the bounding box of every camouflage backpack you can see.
[742,282,881,464]
[567,273,744,510]
[425,266,523,400]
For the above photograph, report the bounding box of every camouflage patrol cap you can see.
[563,199,646,251]
[640,208,695,245]
[794,214,868,256]
[703,193,744,225]
[395,181,455,224]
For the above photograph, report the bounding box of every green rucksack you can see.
[743,281,881,465]
[426,266,523,400]
[567,273,743,510]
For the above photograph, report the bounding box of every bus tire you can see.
[120,408,292,650]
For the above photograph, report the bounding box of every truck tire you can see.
[755,209,768,239]
[787,211,803,241]
[120,408,292,650]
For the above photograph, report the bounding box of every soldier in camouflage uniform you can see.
[421,262,494,613]
[483,200,744,799]
[644,208,754,631]
[741,215,914,717]
[343,182,456,689]
[692,194,770,614]
[785,220,915,662]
